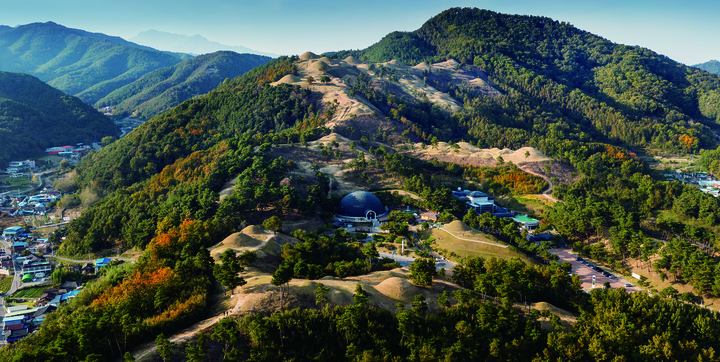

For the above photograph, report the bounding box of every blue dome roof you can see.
[338,191,385,218]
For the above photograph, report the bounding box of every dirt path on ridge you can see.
[519,166,561,203]
[127,232,275,361]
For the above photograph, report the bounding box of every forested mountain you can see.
[0,22,182,104]
[0,71,117,164]
[10,8,720,362]
[694,60,720,74]
[130,29,279,58]
[334,8,720,153]
[95,51,271,120]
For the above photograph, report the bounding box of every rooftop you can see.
[337,191,386,218]
[513,215,539,224]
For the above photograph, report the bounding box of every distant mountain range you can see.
[96,51,271,120]
[0,22,184,104]
[694,60,720,75]
[0,71,117,164]
[130,29,278,58]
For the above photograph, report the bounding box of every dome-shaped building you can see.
[336,191,388,222]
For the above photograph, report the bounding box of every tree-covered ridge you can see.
[0,21,182,103]
[333,8,720,153]
[73,57,309,191]
[95,51,271,120]
[694,60,720,75]
[0,71,117,164]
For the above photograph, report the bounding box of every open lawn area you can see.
[420,221,536,264]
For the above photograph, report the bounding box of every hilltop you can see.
[0,71,117,164]
[333,8,720,153]
[9,7,720,362]
[0,22,182,104]
[694,60,720,75]
[95,51,271,120]
[130,29,279,58]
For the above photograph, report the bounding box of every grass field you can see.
[421,221,536,264]
[10,285,48,298]
[494,194,553,218]
[0,277,12,293]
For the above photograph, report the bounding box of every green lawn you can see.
[421,228,536,265]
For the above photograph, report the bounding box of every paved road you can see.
[0,239,19,296]
[32,221,70,230]
[552,248,640,292]
[378,251,456,270]
[48,255,137,263]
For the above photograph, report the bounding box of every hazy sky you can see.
[2,0,719,65]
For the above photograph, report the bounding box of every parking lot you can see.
[553,249,641,292]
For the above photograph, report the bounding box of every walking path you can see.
[131,293,245,361]
[128,231,276,360]
[437,227,508,248]
[519,166,561,203]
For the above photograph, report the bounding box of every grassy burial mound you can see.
[429,221,534,263]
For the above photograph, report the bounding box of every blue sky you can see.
[2,0,719,65]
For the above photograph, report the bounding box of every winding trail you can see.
[437,228,508,248]
[127,231,276,361]
[519,166,561,203]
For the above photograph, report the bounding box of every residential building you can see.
[21,261,51,276]
[2,226,24,238]
[95,258,112,272]
[420,212,439,222]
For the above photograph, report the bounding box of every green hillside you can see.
[0,22,181,104]
[9,8,720,362]
[334,8,720,153]
[694,60,720,75]
[0,71,118,163]
[95,51,271,120]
